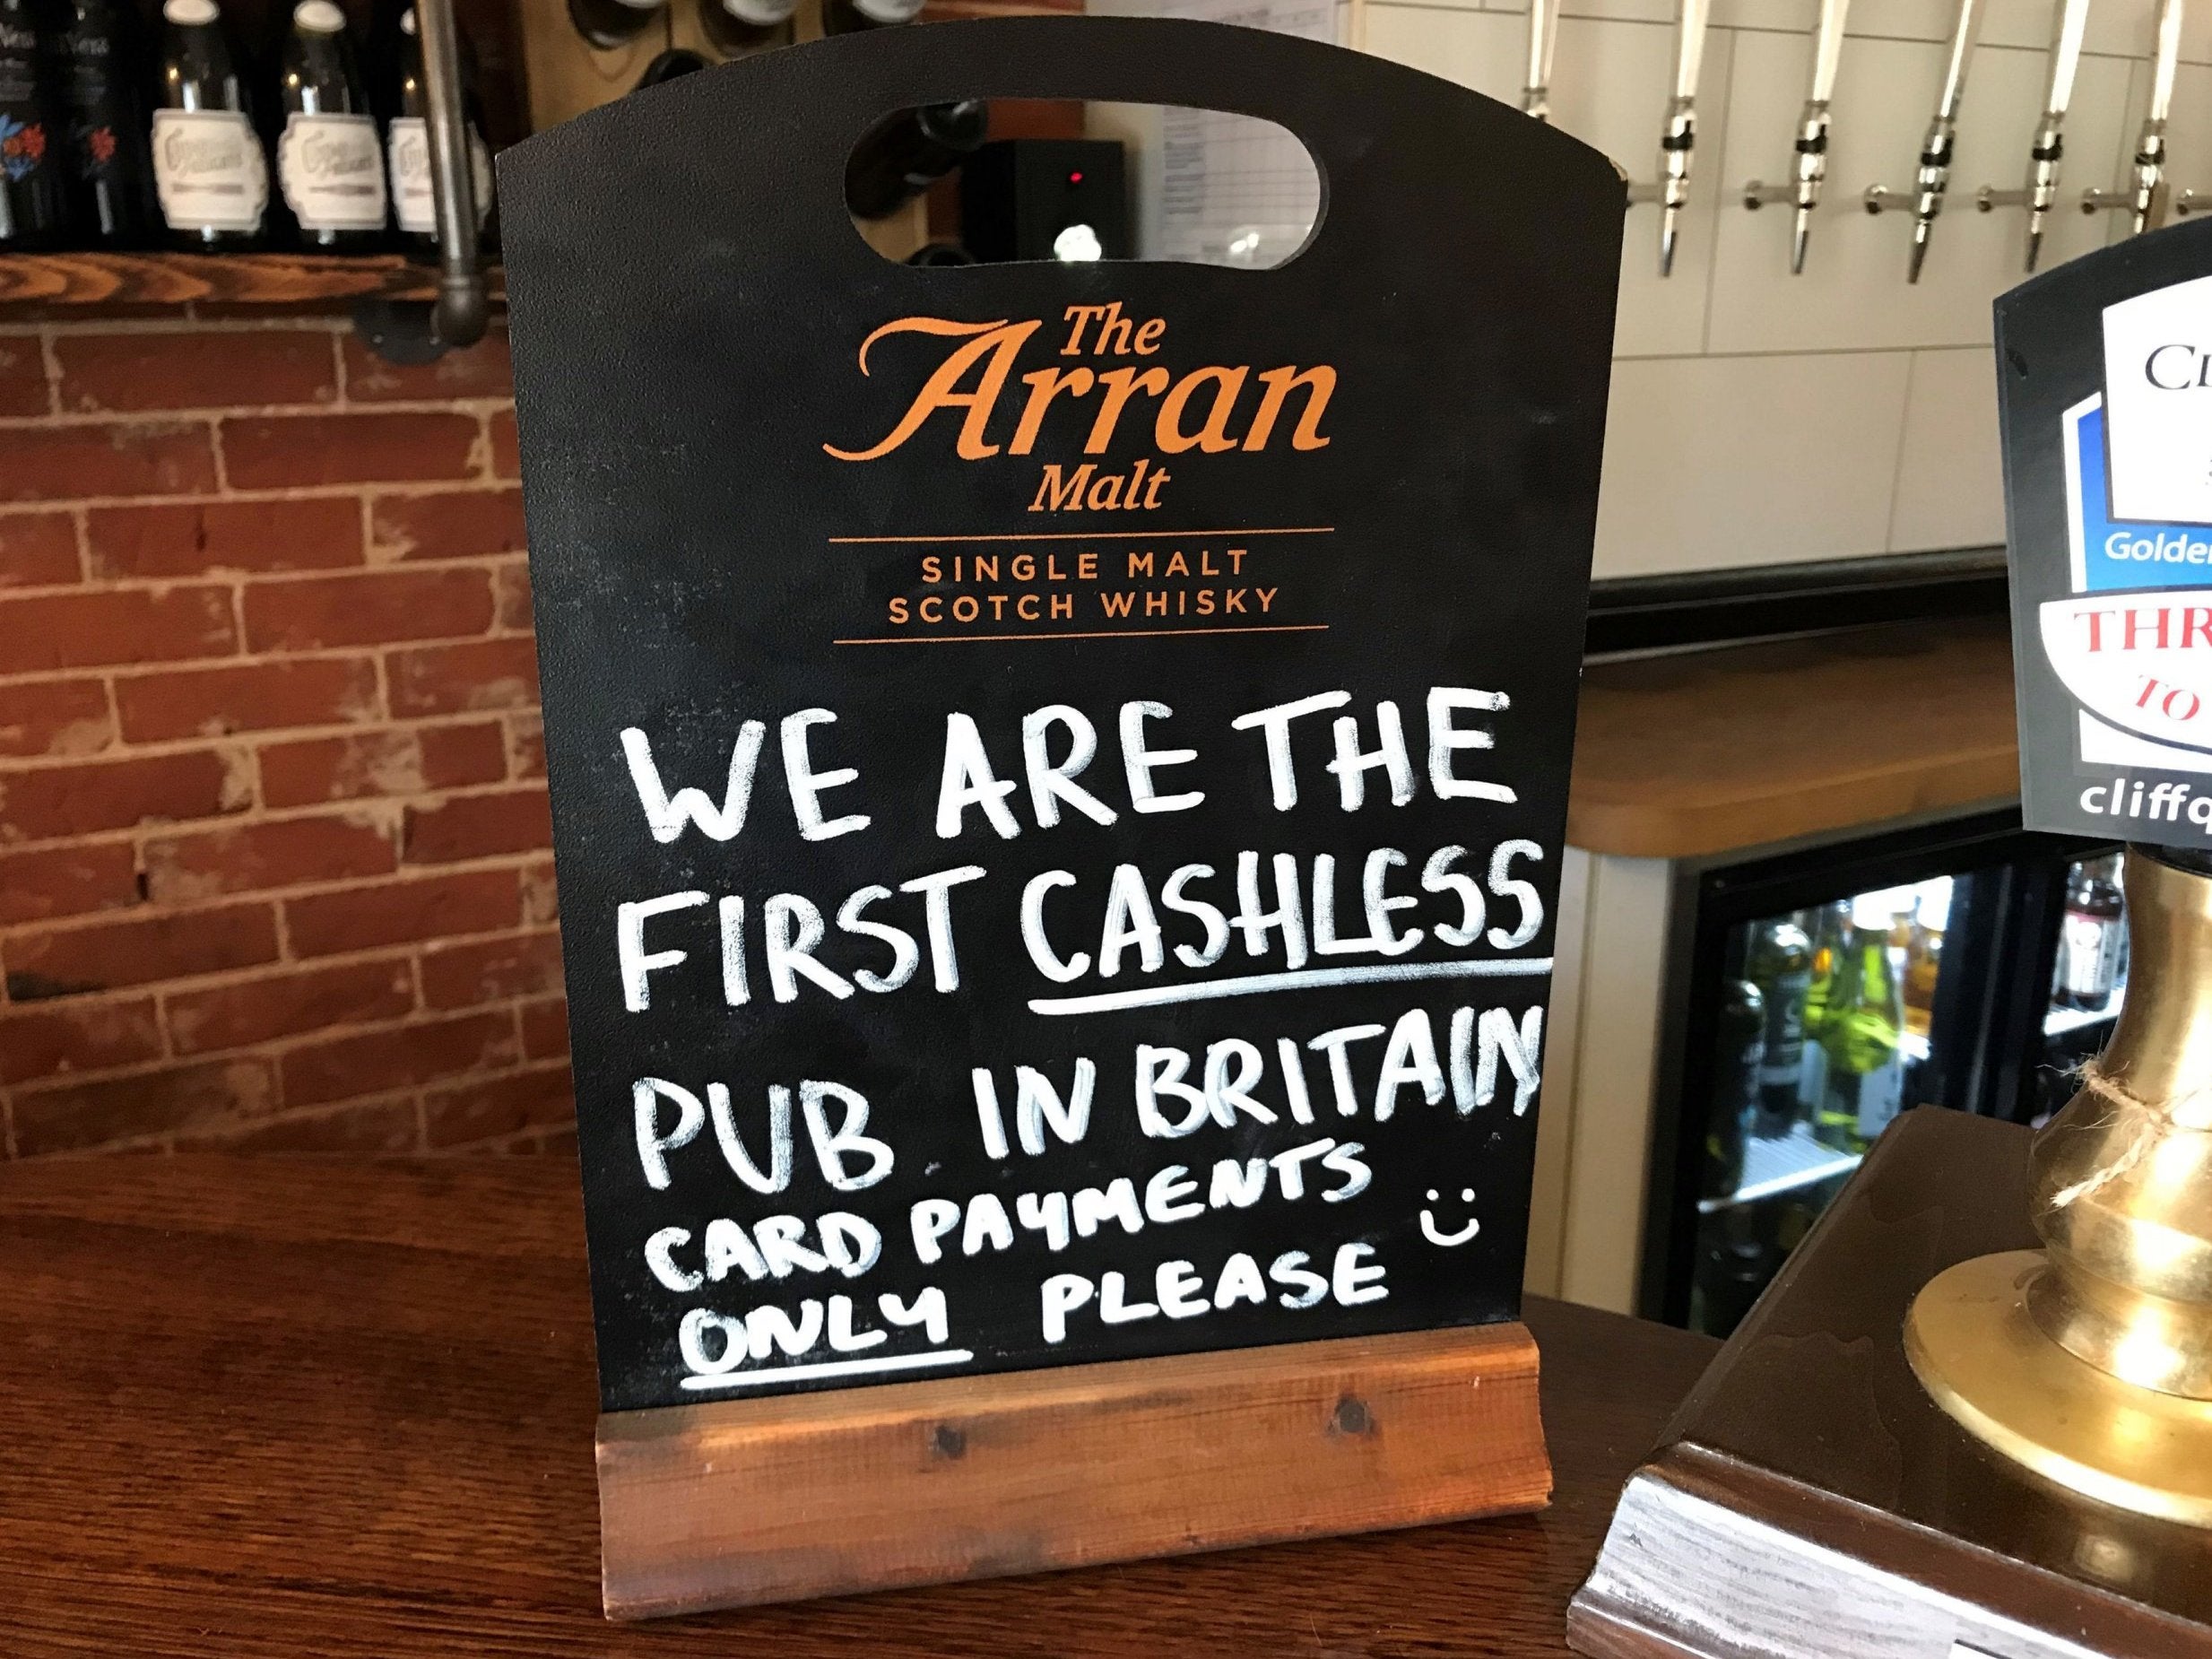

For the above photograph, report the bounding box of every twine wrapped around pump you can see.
[2024,856,2212,1403]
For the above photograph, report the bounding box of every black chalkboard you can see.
[499,15,1622,1416]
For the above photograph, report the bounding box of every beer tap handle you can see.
[1791,0,1852,274]
[2025,0,2093,271]
[1658,0,1710,275]
[1908,0,1984,282]
[2132,0,2185,233]
[1522,0,1560,121]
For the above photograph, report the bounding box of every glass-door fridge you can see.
[1643,808,2127,1336]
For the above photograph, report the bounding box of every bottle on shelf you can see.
[845,98,985,221]
[2055,853,2125,1012]
[372,0,491,261]
[1902,879,1949,1038]
[0,0,67,247]
[1813,892,1905,1153]
[1798,899,1849,1110]
[1691,1204,1771,1338]
[49,0,156,244]
[568,0,667,52]
[1701,973,1764,1201]
[273,0,386,252]
[698,0,794,54]
[1744,915,1813,1141]
[151,0,267,249]
[822,0,924,32]
[629,47,705,91]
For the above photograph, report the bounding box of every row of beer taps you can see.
[1518,0,2191,278]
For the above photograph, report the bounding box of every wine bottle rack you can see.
[0,251,507,311]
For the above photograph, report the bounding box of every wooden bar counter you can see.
[0,1155,1713,1656]
[1567,616,2019,859]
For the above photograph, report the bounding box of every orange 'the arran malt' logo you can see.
[824,302,1337,514]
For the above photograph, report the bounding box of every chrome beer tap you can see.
[1657,0,1711,275]
[1791,0,1852,273]
[2024,0,2093,269]
[2128,0,2185,232]
[1907,0,1985,281]
[1522,0,1559,121]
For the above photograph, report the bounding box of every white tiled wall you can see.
[1357,0,2210,578]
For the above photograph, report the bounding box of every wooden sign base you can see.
[596,1323,1549,1620]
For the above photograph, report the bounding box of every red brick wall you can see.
[0,319,572,1158]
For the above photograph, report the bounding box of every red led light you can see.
[1068,169,1084,184]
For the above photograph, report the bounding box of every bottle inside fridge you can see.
[2032,851,2130,1125]
[1690,885,1928,1334]
[1655,812,2117,1339]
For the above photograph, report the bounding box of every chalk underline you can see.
[1027,956,1555,1016]
[828,526,1335,545]
[834,623,1328,646]
[679,1348,976,1392]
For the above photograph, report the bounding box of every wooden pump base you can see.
[594,1323,1550,1620]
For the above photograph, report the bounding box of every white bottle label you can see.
[2102,273,2212,526]
[279,111,387,231]
[151,108,268,233]
[386,116,491,234]
[723,0,795,25]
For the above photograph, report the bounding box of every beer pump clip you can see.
[1739,0,1851,274]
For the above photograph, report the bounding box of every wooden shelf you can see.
[0,250,506,310]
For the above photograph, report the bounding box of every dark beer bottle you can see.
[49,0,156,243]
[0,0,66,246]
[568,0,666,51]
[1701,976,1761,1200]
[821,0,924,31]
[373,2,490,259]
[151,0,266,248]
[697,0,793,53]
[2057,855,2126,1011]
[273,0,386,251]
[1744,916,1813,1139]
[845,99,985,221]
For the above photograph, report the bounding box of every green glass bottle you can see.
[1800,902,1847,1038]
[1813,894,1904,1152]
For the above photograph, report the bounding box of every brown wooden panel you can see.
[1566,617,2018,859]
[0,252,507,310]
[597,1322,1550,1618]
[0,1153,1713,1655]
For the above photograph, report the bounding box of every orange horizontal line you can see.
[834,624,1331,646]
[827,526,1334,545]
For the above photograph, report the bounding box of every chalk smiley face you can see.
[1420,1188,1479,1247]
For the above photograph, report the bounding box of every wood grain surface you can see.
[0,1155,1713,1656]
[600,1322,1549,1617]
[1566,618,2018,860]
[1567,1110,2212,1659]
[0,251,508,309]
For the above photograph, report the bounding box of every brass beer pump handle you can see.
[2027,848,2212,1398]
[1908,847,2212,1526]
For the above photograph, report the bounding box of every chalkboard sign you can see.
[2000,216,2212,853]
[500,16,1620,1425]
